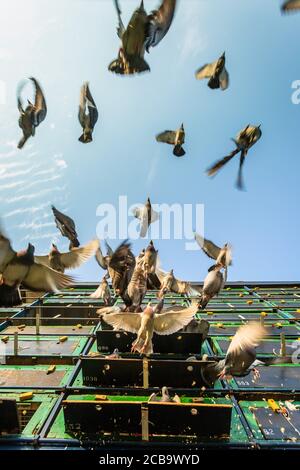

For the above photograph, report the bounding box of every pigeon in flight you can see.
[109,0,177,75]
[194,232,232,278]
[52,206,80,250]
[156,123,185,157]
[281,0,300,12]
[95,240,114,271]
[0,230,74,307]
[17,77,47,149]
[90,274,112,305]
[195,52,229,90]
[35,239,99,273]
[207,124,262,190]
[124,256,148,311]
[99,301,198,355]
[78,82,99,143]
[132,198,159,238]
[156,268,195,298]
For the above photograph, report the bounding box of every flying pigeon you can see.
[195,52,229,90]
[109,0,177,75]
[194,232,232,280]
[17,77,47,149]
[200,323,293,386]
[52,206,79,249]
[78,82,99,143]
[156,268,195,298]
[132,197,159,238]
[35,239,99,273]
[156,123,185,157]
[99,301,198,355]
[125,257,148,311]
[0,231,74,307]
[207,124,262,190]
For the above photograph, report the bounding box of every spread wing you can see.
[34,255,50,267]
[16,79,27,113]
[30,77,47,126]
[194,233,221,260]
[59,239,99,269]
[101,312,141,333]
[156,130,176,144]
[23,263,74,292]
[95,244,108,270]
[145,0,177,50]
[195,62,216,80]
[219,67,229,90]
[171,277,191,294]
[113,0,125,38]
[226,323,266,360]
[154,302,198,335]
[282,0,300,12]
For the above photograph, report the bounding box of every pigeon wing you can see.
[23,263,74,292]
[226,323,266,360]
[219,67,229,90]
[30,77,47,126]
[194,233,221,260]
[146,0,177,49]
[154,302,198,335]
[59,239,99,269]
[101,312,141,334]
[195,62,215,80]
[95,244,108,270]
[156,130,176,144]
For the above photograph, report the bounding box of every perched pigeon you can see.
[156,268,195,298]
[0,231,74,306]
[194,233,232,269]
[109,0,177,75]
[78,82,98,143]
[281,0,300,12]
[195,52,229,90]
[148,386,180,403]
[52,206,80,250]
[207,125,262,190]
[17,77,47,149]
[35,240,99,273]
[99,301,198,355]
[132,198,159,238]
[90,274,112,305]
[198,264,224,310]
[156,123,185,157]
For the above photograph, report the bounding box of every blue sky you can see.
[0,0,299,283]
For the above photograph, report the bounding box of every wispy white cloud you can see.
[3,203,50,218]
[15,221,55,231]
[178,3,207,63]
[16,174,62,192]
[5,185,66,204]
[21,231,59,242]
